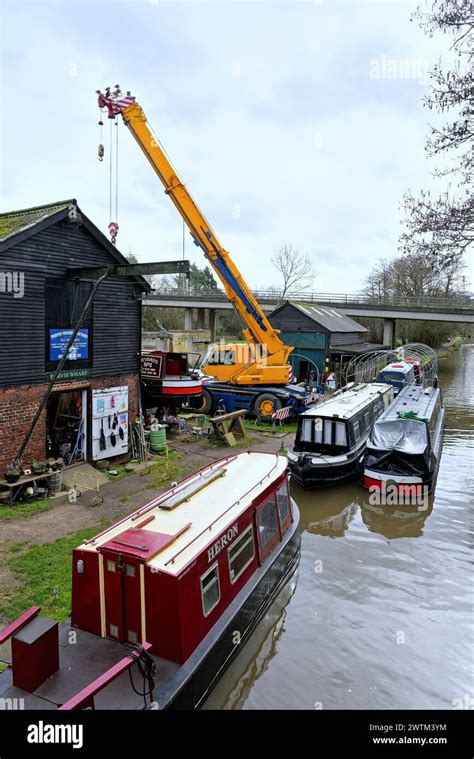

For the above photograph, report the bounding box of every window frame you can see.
[275,480,292,536]
[227,524,256,585]
[200,562,221,618]
[256,496,281,563]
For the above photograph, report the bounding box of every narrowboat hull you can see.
[141,376,202,407]
[361,455,439,496]
[360,404,445,498]
[288,448,365,489]
[161,501,300,709]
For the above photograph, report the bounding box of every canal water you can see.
[203,345,474,709]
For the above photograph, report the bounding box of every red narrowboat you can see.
[0,451,300,710]
[141,350,202,409]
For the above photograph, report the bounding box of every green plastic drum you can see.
[149,427,166,452]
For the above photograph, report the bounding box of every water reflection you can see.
[294,479,434,541]
[360,497,434,539]
[293,480,358,538]
[202,566,298,710]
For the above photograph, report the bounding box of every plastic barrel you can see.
[149,428,166,452]
[47,470,63,495]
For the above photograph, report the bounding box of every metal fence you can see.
[147,288,474,312]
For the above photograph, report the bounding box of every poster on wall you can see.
[50,329,89,361]
[92,386,129,461]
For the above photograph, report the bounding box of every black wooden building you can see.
[0,199,149,472]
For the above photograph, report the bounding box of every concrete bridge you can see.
[143,289,474,345]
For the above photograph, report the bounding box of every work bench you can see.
[0,471,57,507]
[209,409,247,447]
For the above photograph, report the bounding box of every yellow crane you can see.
[97,87,304,418]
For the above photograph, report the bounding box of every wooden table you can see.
[209,409,247,447]
[0,471,57,507]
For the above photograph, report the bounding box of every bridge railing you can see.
[146,288,474,312]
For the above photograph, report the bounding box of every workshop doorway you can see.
[46,389,87,464]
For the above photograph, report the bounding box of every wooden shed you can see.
[269,301,387,382]
[0,199,149,471]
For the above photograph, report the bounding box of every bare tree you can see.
[271,243,317,300]
[401,1,473,272]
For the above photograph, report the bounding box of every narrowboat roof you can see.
[300,382,392,420]
[76,451,286,575]
[375,384,441,423]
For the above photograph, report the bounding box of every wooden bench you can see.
[209,409,247,447]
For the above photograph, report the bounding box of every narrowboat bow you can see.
[288,383,394,489]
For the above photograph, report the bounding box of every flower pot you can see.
[5,472,20,483]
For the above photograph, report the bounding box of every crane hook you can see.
[108,221,119,244]
[98,143,104,162]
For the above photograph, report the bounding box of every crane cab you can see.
[200,343,253,382]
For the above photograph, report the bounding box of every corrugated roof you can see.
[330,341,390,355]
[289,302,368,333]
[0,199,74,242]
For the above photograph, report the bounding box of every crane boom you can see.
[97,87,293,385]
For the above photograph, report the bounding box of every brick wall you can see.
[0,384,47,472]
[0,373,139,473]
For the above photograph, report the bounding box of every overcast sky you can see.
[1,0,452,293]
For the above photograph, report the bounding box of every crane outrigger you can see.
[97,86,309,417]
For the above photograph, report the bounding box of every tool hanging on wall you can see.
[100,419,106,451]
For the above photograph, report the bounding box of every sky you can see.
[0,0,453,293]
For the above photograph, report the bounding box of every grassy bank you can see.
[0,519,112,623]
[0,496,55,521]
[450,336,466,351]
[438,336,467,359]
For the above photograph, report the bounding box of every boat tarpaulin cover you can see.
[369,419,428,455]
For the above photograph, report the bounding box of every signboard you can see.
[92,386,129,461]
[46,369,91,381]
[141,353,164,379]
[49,329,89,361]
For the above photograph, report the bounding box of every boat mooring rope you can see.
[127,645,156,709]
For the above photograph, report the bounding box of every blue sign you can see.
[50,329,89,361]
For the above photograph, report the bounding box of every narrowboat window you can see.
[127,630,138,644]
[258,498,279,547]
[335,422,347,447]
[276,483,290,525]
[314,417,323,444]
[353,420,360,441]
[125,564,135,578]
[109,624,119,638]
[106,560,116,573]
[200,563,221,617]
[324,420,333,445]
[364,411,371,429]
[300,418,312,442]
[228,526,255,584]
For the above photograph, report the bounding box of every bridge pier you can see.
[184,308,193,331]
[197,309,206,330]
[383,318,396,348]
[209,309,217,341]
